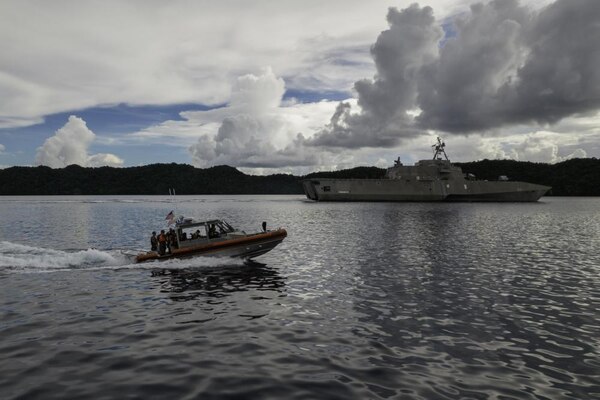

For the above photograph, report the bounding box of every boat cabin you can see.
[174,218,243,249]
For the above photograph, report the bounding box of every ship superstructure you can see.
[302,138,550,202]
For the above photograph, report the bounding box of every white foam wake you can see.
[141,256,247,270]
[0,241,134,273]
[0,241,247,273]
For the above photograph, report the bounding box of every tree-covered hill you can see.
[0,164,301,195]
[0,158,599,195]
[304,166,386,180]
[456,158,600,196]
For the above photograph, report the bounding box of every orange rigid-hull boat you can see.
[136,218,287,263]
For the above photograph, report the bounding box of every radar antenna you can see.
[432,137,449,161]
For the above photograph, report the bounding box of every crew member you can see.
[158,230,167,255]
[150,231,158,251]
[169,228,178,250]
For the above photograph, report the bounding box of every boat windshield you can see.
[176,219,236,242]
[218,220,236,233]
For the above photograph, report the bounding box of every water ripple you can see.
[1,196,599,399]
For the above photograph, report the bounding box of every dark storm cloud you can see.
[418,0,600,132]
[311,0,600,149]
[416,0,532,131]
[503,0,600,125]
[309,4,443,148]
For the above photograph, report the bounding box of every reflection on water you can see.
[152,262,286,303]
[347,202,600,399]
[1,196,599,399]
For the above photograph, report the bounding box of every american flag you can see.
[165,211,174,225]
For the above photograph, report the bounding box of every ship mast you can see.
[432,137,449,161]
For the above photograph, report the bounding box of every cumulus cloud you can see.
[370,128,590,167]
[128,66,377,171]
[187,68,334,168]
[87,153,125,167]
[503,133,588,163]
[310,4,443,148]
[35,116,123,168]
[0,0,504,130]
[416,0,532,131]
[0,1,426,129]
[432,129,589,164]
[143,1,598,172]
[311,0,600,149]
[23,0,594,172]
[417,0,600,132]
[5,0,593,171]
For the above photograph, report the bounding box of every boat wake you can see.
[0,241,246,274]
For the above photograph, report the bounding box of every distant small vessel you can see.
[303,138,550,202]
[136,218,287,263]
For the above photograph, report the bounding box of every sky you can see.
[1,0,599,174]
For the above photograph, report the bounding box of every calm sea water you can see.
[1,195,599,399]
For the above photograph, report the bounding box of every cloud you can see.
[406,129,590,164]
[126,67,341,170]
[0,0,505,130]
[187,67,341,168]
[416,0,532,131]
[138,0,598,172]
[310,4,443,148]
[128,65,358,171]
[0,1,424,129]
[310,0,600,149]
[502,132,588,163]
[15,0,594,172]
[35,116,123,168]
[87,153,125,168]
[417,0,600,132]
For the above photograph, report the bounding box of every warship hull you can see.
[302,179,550,202]
[304,139,551,203]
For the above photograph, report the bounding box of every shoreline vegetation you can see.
[0,158,599,196]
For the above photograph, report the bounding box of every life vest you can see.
[158,233,166,243]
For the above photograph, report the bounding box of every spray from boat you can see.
[0,241,247,274]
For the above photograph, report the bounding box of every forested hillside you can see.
[0,164,300,195]
[0,158,598,195]
[456,158,600,196]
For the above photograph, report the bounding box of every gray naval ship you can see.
[303,138,550,202]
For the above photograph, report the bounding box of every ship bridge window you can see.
[323,186,331,192]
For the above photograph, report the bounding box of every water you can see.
[1,195,599,399]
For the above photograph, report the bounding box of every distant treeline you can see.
[0,164,300,195]
[455,158,600,196]
[0,158,599,195]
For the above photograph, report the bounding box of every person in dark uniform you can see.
[169,228,178,250]
[150,231,158,251]
[158,230,167,255]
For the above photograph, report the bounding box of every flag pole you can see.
[173,188,178,219]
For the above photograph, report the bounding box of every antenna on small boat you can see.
[169,188,179,219]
